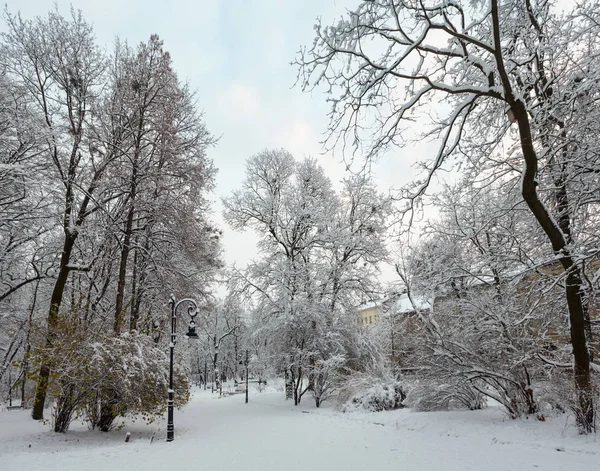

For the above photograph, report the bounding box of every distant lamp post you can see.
[167,295,199,442]
[245,349,249,404]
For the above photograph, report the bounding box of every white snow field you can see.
[1,385,598,471]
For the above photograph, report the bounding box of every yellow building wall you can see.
[358,306,381,326]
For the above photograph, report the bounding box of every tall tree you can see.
[1,9,117,419]
[224,149,390,405]
[0,8,222,422]
[104,35,217,335]
[297,0,599,432]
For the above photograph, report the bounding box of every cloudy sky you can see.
[8,0,423,271]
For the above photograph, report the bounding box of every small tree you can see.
[312,354,346,407]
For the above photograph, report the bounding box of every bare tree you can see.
[224,149,390,405]
[297,0,599,432]
[1,9,120,419]
[1,8,221,422]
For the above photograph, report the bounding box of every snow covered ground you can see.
[1,384,598,471]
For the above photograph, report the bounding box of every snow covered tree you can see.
[224,149,390,405]
[0,7,221,422]
[1,9,116,419]
[0,60,56,400]
[297,0,600,432]
[102,35,219,336]
[204,295,240,392]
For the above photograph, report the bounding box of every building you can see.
[357,292,431,327]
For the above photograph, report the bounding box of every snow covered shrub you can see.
[401,275,565,419]
[311,354,346,407]
[406,380,486,412]
[534,374,571,416]
[408,365,537,418]
[82,331,190,431]
[535,368,600,428]
[337,369,406,412]
[31,316,190,432]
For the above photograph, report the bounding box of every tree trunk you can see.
[31,233,77,420]
[234,335,238,383]
[114,203,135,334]
[212,339,220,393]
[284,370,293,400]
[130,224,152,331]
[550,133,594,363]
[129,238,140,331]
[115,149,139,334]
[513,99,594,432]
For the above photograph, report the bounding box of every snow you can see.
[358,293,431,315]
[391,293,431,314]
[1,384,598,471]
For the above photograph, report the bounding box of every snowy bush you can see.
[31,316,190,432]
[534,369,600,427]
[81,331,190,431]
[337,370,406,412]
[406,380,486,412]
[311,354,346,407]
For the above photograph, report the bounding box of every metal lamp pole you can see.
[245,349,249,404]
[167,295,199,442]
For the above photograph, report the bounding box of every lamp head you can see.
[186,320,199,340]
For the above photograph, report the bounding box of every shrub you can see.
[31,316,190,432]
[337,370,406,412]
[406,380,486,412]
[81,331,190,431]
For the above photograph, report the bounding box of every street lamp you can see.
[245,349,249,404]
[167,295,200,442]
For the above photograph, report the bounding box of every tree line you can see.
[2,0,599,437]
[0,9,220,431]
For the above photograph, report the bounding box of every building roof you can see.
[391,293,431,314]
[357,292,431,316]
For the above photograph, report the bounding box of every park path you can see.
[1,386,598,470]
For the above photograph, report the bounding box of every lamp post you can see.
[167,295,199,442]
[245,349,249,404]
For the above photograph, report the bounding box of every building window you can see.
[369,316,372,324]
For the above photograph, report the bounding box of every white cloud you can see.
[223,82,262,120]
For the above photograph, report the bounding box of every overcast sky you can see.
[8,0,424,272]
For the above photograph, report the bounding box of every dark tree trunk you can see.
[234,335,238,383]
[129,236,140,331]
[550,135,594,363]
[115,150,139,334]
[32,233,77,420]
[130,225,152,331]
[212,338,220,393]
[490,0,593,431]
[114,204,135,334]
[284,369,293,400]
[513,99,593,432]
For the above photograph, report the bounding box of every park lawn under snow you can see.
[1,385,598,471]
